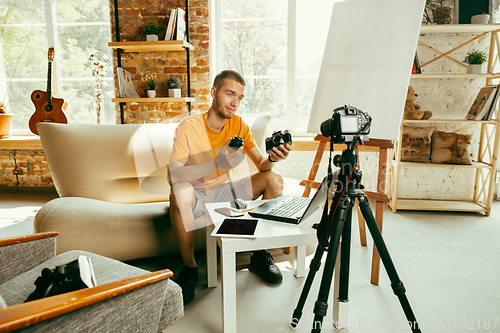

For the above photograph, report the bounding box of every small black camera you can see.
[229,136,244,150]
[265,130,292,154]
[320,105,371,143]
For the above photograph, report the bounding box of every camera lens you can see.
[320,118,333,138]
[229,136,244,150]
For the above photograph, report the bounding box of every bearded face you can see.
[211,78,245,119]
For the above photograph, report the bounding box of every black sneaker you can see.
[175,266,198,305]
[249,250,283,285]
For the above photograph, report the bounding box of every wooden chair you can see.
[299,135,393,285]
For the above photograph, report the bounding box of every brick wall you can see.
[0,0,211,189]
[110,0,211,124]
[0,150,53,187]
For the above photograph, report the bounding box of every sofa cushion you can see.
[33,197,206,261]
[38,123,176,204]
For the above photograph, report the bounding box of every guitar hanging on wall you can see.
[29,47,68,135]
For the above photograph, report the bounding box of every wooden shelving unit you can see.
[387,25,500,216]
[111,97,196,103]
[412,73,500,79]
[108,40,192,53]
[110,0,193,123]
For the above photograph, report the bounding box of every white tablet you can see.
[210,218,261,239]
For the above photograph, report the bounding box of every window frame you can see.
[212,0,331,137]
[2,0,113,135]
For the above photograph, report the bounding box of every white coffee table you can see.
[205,201,322,333]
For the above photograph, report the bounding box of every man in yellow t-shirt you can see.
[169,70,292,305]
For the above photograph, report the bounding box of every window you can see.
[215,0,336,135]
[1,0,113,134]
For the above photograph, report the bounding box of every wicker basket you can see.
[431,6,452,25]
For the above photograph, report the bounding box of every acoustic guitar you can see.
[29,47,68,135]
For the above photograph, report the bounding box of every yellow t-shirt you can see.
[170,113,256,192]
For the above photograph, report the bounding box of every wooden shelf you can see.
[112,97,196,103]
[388,25,500,216]
[389,199,487,214]
[0,136,42,150]
[403,119,497,124]
[392,160,492,169]
[419,24,500,34]
[108,40,193,52]
[412,73,500,79]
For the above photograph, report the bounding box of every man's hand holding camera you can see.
[216,137,246,170]
[266,130,292,163]
[268,142,292,162]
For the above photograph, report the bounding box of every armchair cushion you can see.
[0,250,183,332]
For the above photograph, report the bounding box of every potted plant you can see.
[167,75,182,98]
[464,49,488,74]
[0,101,13,139]
[142,74,157,98]
[144,22,161,41]
[427,0,452,25]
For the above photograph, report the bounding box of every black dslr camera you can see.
[320,105,371,143]
[265,130,292,154]
[25,256,96,303]
[229,136,244,150]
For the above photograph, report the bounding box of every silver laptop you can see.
[249,176,330,224]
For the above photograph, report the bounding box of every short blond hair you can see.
[213,70,246,90]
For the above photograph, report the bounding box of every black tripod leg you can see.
[357,195,422,333]
[338,206,352,302]
[311,197,349,333]
[291,245,324,328]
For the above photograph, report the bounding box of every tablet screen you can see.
[215,219,259,236]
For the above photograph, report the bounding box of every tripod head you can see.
[316,137,364,250]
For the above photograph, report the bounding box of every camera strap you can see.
[316,138,336,250]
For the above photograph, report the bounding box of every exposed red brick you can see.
[191,66,209,74]
[195,26,208,34]
[119,1,133,9]
[123,9,141,16]
[195,58,208,66]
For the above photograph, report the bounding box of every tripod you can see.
[291,140,421,333]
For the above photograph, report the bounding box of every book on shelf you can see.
[466,86,497,120]
[482,84,500,121]
[412,52,422,74]
[175,7,186,41]
[117,68,125,97]
[117,68,139,98]
[165,8,177,41]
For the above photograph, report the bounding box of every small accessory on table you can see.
[215,206,244,217]
[211,218,261,238]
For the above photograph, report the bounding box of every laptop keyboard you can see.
[268,196,311,218]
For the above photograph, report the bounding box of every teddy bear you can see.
[403,85,432,120]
